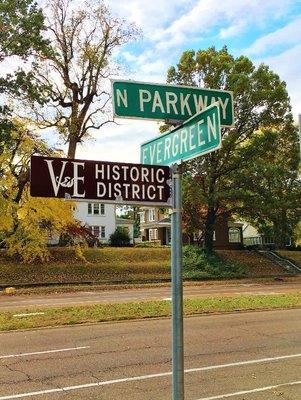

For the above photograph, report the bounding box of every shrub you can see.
[109,227,131,247]
[59,223,100,247]
[182,245,246,279]
[135,241,163,248]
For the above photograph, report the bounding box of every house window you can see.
[100,226,106,239]
[140,212,145,223]
[149,228,158,240]
[166,228,171,244]
[91,226,106,239]
[91,226,100,237]
[88,203,105,215]
[229,228,241,243]
[148,209,156,221]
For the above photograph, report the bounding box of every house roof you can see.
[116,218,134,226]
[142,217,171,229]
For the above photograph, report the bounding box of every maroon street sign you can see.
[30,156,171,206]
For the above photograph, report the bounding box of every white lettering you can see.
[172,132,179,157]
[180,128,188,154]
[207,114,217,142]
[132,184,140,199]
[189,125,196,150]
[193,94,208,112]
[197,120,206,146]
[165,92,178,114]
[180,93,192,116]
[152,91,165,113]
[157,186,164,200]
[164,137,171,161]
[150,145,156,164]
[97,182,106,197]
[113,183,122,198]
[156,141,163,164]
[71,162,85,197]
[139,90,151,112]
[142,148,148,164]
[112,165,120,180]
[156,169,165,183]
[116,89,128,108]
[147,185,156,200]
[130,167,139,182]
[123,183,130,199]
[45,160,68,197]
[121,165,129,180]
[95,164,105,180]
[141,167,149,182]
[219,97,229,120]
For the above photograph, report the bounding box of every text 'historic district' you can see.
[30,156,171,206]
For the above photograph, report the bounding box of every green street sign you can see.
[141,103,221,166]
[112,79,234,127]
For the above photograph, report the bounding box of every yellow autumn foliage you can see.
[0,119,77,263]
[4,189,76,263]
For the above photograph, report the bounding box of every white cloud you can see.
[219,20,247,39]
[108,0,193,37]
[152,0,295,50]
[76,119,162,163]
[258,44,301,119]
[246,17,301,55]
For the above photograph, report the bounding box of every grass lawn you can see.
[0,292,300,331]
[0,247,294,287]
[0,247,171,285]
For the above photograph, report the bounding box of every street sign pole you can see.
[171,163,184,400]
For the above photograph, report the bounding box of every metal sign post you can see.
[171,163,184,400]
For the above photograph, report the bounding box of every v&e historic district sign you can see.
[112,79,234,127]
[30,156,171,206]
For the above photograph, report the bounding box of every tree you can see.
[0,0,52,153]
[117,205,140,238]
[294,222,301,247]
[109,227,131,247]
[166,47,292,253]
[0,119,76,262]
[232,124,301,247]
[30,0,140,158]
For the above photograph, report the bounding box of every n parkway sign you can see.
[112,79,234,127]
[141,103,221,166]
[30,156,171,206]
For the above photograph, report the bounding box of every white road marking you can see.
[185,352,301,373]
[195,380,301,400]
[0,352,301,399]
[162,297,172,301]
[13,313,45,317]
[0,346,90,360]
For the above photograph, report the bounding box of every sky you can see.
[74,0,301,164]
[2,0,301,163]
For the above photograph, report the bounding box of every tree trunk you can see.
[203,206,216,254]
[14,170,30,203]
[67,135,78,158]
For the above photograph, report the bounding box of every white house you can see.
[49,201,134,245]
[74,201,116,243]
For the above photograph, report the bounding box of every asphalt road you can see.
[0,308,300,399]
[1,281,301,311]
